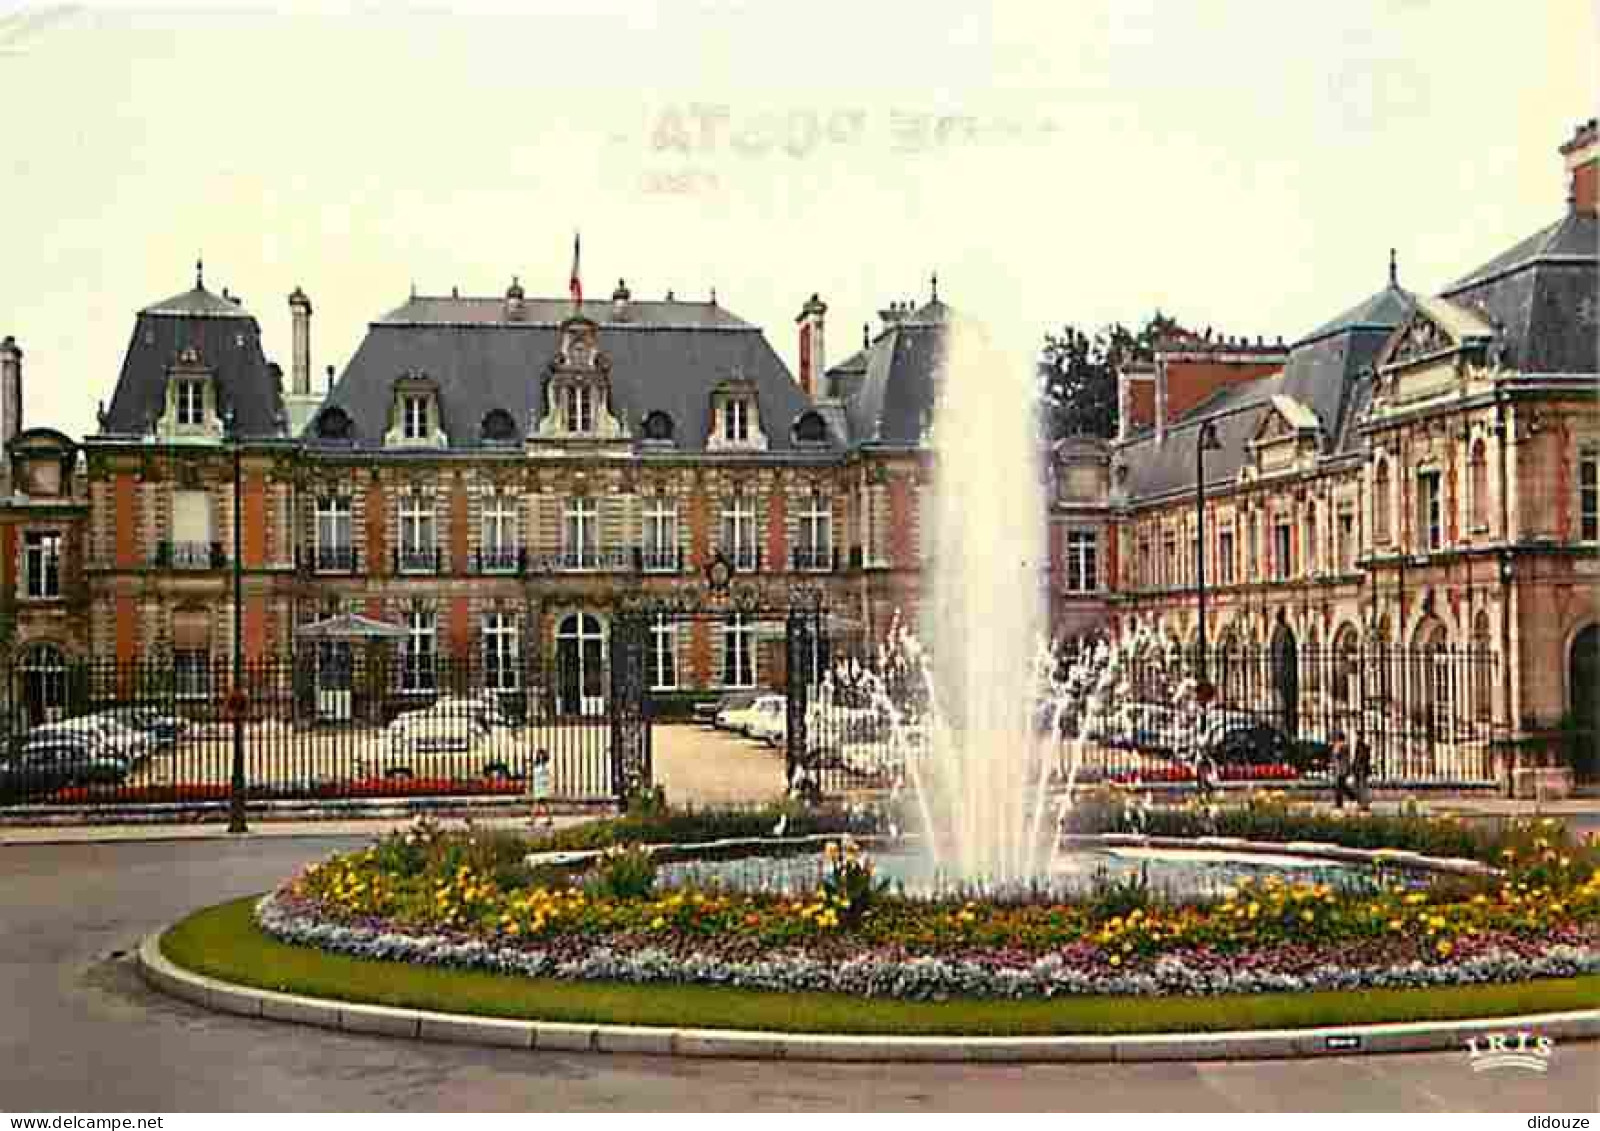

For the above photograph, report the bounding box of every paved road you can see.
[3,837,1596,1112]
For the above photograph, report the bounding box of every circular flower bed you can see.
[256,799,1600,1002]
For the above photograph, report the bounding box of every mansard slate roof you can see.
[308,293,829,452]
[102,281,286,439]
[1117,282,1413,501]
[832,297,950,447]
[1441,211,1598,374]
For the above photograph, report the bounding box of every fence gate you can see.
[607,612,653,803]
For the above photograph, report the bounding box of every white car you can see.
[746,695,787,745]
[35,715,154,764]
[713,692,764,734]
[387,701,492,756]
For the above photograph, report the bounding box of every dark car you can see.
[1,740,128,801]
[1207,723,1331,773]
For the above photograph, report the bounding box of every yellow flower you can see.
[1436,939,1453,958]
[1300,910,1314,924]
[1388,919,1404,932]
[1108,954,1122,967]
[1247,901,1260,919]
[649,915,666,930]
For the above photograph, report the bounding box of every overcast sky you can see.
[1,1,1594,438]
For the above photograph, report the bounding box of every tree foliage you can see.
[1038,311,1182,440]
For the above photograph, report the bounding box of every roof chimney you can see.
[0,336,22,484]
[612,278,631,321]
[504,276,526,321]
[1561,117,1598,215]
[796,293,827,398]
[288,286,312,396]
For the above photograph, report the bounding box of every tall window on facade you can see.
[563,497,598,569]
[482,612,519,691]
[20,644,67,726]
[563,385,594,434]
[1374,461,1391,543]
[1581,446,1599,543]
[1137,539,1150,589]
[1338,512,1355,572]
[402,608,436,692]
[649,614,678,691]
[1469,439,1489,531]
[171,489,213,568]
[176,380,205,427]
[1273,521,1292,580]
[315,496,352,571]
[723,397,750,443]
[1472,611,1492,722]
[174,649,210,699]
[1304,504,1318,573]
[797,493,832,571]
[1247,514,1259,577]
[481,494,518,572]
[1218,528,1235,584]
[399,494,436,573]
[401,393,430,441]
[1065,531,1098,593]
[23,531,61,599]
[642,497,678,572]
[721,495,758,571]
[1417,470,1443,552]
[722,612,756,688]
[1161,532,1176,588]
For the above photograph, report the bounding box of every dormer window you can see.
[385,372,444,449]
[316,407,353,442]
[793,410,828,446]
[563,385,595,434]
[642,411,675,443]
[402,393,430,441]
[724,398,750,442]
[481,409,517,444]
[176,380,206,427]
[708,378,767,452]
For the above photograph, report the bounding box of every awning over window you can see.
[171,608,212,651]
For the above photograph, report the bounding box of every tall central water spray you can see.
[909,317,1058,888]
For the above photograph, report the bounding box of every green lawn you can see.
[161,897,1600,1037]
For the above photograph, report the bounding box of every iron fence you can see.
[0,655,621,808]
[791,634,1504,794]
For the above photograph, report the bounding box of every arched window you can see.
[480,408,517,444]
[1472,610,1493,722]
[793,410,829,445]
[1373,459,1391,544]
[641,411,675,442]
[315,406,353,441]
[1469,439,1489,531]
[20,644,68,727]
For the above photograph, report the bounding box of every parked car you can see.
[28,719,139,766]
[712,692,762,733]
[1206,722,1331,773]
[746,695,787,745]
[387,701,493,757]
[98,706,187,747]
[6,739,130,795]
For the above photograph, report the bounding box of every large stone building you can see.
[0,118,1594,781]
[1047,118,1599,779]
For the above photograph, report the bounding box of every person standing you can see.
[1329,730,1353,810]
[527,748,554,828]
[1353,732,1372,812]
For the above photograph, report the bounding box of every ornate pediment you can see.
[1384,311,1454,368]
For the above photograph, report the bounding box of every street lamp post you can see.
[226,408,248,834]
[1194,420,1222,702]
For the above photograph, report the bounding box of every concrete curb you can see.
[138,932,1600,1063]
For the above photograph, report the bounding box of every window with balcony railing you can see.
[720,496,759,571]
[795,494,832,572]
[398,495,437,573]
[480,495,519,573]
[641,498,679,573]
[561,497,600,569]
[314,496,353,573]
